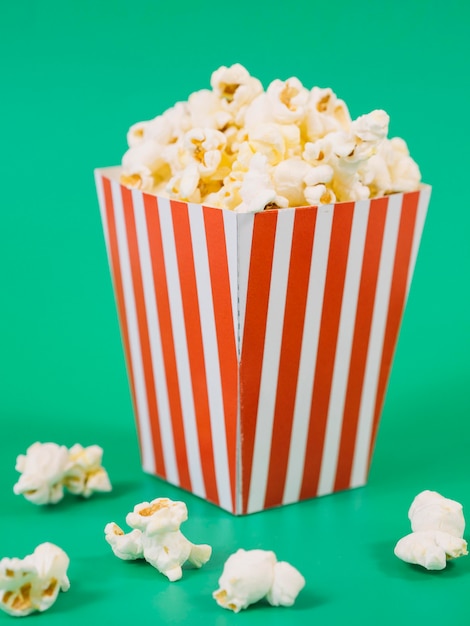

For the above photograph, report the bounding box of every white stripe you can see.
[283,204,334,505]
[111,181,155,473]
[351,193,403,487]
[406,187,431,297]
[222,209,240,355]
[317,200,370,495]
[247,210,295,513]
[95,171,110,257]
[237,212,255,350]
[188,204,232,512]
[158,198,206,499]
[132,191,179,484]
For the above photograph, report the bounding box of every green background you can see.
[1,0,469,624]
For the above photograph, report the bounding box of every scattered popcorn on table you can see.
[13,441,112,505]
[394,490,468,570]
[213,548,305,613]
[104,497,212,581]
[120,63,422,211]
[0,543,70,617]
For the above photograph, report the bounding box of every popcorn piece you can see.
[380,137,422,193]
[394,490,467,570]
[126,103,190,149]
[13,442,69,505]
[235,153,284,213]
[188,89,232,131]
[210,63,263,125]
[63,443,112,498]
[14,441,112,504]
[121,140,171,193]
[305,87,352,140]
[0,543,70,617]
[247,123,300,166]
[213,549,305,613]
[394,531,468,571]
[266,77,310,125]
[182,127,228,178]
[167,163,201,203]
[351,109,389,145]
[104,497,212,581]
[408,490,465,538]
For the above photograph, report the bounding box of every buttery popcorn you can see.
[394,490,468,570]
[213,548,305,613]
[0,543,70,616]
[104,497,212,581]
[120,63,422,211]
[13,441,112,505]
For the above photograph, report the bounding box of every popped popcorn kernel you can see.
[105,497,211,581]
[119,64,422,210]
[213,548,305,612]
[0,543,70,617]
[409,490,465,538]
[13,441,112,505]
[394,490,468,570]
[13,442,69,505]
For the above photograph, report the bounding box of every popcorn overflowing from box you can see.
[95,64,431,514]
[118,63,421,209]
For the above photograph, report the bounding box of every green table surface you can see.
[1,1,470,624]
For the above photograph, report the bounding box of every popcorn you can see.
[394,530,468,571]
[210,63,263,124]
[394,490,468,570]
[104,497,212,581]
[0,543,70,616]
[265,77,310,125]
[121,141,170,193]
[187,90,232,130]
[13,442,69,505]
[181,127,229,178]
[62,443,112,498]
[13,441,112,505]
[213,549,305,613]
[235,153,286,213]
[305,87,351,140]
[408,490,465,538]
[119,63,422,211]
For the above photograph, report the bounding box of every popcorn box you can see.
[95,167,430,514]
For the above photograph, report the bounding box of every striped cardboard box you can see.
[95,166,431,514]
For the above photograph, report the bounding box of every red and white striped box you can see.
[95,166,431,514]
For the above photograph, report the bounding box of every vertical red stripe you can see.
[334,197,388,491]
[263,208,317,509]
[170,200,219,505]
[300,202,355,501]
[121,186,166,477]
[143,193,192,491]
[101,177,140,445]
[368,191,420,463]
[240,211,278,514]
[203,206,238,512]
